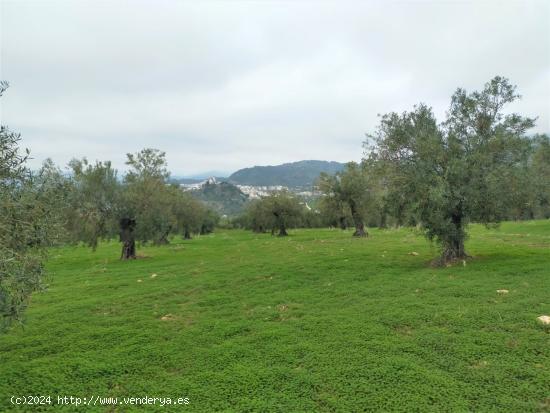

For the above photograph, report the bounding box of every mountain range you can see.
[173,160,346,188]
[227,160,346,187]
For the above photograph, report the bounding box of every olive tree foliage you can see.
[524,134,550,219]
[268,191,303,236]
[243,191,303,236]
[199,208,220,235]
[317,184,352,230]
[243,197,275,233]
[506,134,550,220]
[169,185,214,239]
[366,76,534,265]
[66,158,120,250]
[120,148,173,257]
[300,206,324,229]
[318,162,370,237]
[0,82,68,330]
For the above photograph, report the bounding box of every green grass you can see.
[1,221,549,412]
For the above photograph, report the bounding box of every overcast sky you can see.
[1,0,549,176]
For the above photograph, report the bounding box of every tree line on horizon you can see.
[1,76,549,331]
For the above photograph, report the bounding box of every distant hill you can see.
[190,180,249,216]
[228,160,346,187]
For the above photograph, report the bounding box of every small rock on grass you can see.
[537,315,550,325]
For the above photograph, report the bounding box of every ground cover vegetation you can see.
[0,222,549,411]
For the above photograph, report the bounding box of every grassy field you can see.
[1,221,549,412]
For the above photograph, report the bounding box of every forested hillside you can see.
[191,181,249,216]
[228,160,345,187]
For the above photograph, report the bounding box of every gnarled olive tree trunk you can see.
[120,218,136,260]
[156,226,171,245]
[437,212,468,265]
[273,212,288,236]
[350,202,367,237]
[378,212,387,229]
[184,226,192,240]
[278,224,288,237]
[338,216,347,230]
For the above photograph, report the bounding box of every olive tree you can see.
[170,186,208,239]
[318,162,370,237]
[1,82,67,330]
[263,191,303,236]
[120,148,173,258]
[244,198,275,233]
[120,149,216,258]
[530,134,550,219]
[199,208,220,235]
[317,184,351,230]
[243,191,302,236]
[66,158,120,250]
[366,76,534,265]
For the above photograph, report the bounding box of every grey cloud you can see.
[1,0,548,175]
